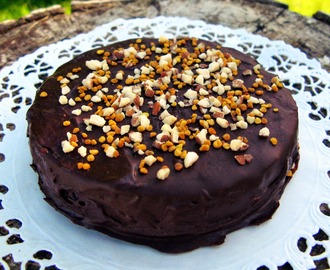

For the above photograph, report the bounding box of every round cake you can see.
[27,37,299,253]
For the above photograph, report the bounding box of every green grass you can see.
[0,0,71,22]
[0,0,329,22]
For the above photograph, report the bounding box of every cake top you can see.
[29,37,297,187]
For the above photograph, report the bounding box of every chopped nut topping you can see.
[144,155,157,166]
[86,60,102,70]
[184,151,199,168]
[157,165,171,180]
[243,69,252,76]
[52,37,283,179]
[230,139,243,151]
[105,146,119,158]
[234,154,253,165]
[259,127,270,137]
[89,114,106,127]
[61,140,75,153]
[129,131,143,143]
[59,95,68,105]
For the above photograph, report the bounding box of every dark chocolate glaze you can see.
[26,38,299,253]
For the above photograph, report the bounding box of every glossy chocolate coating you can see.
[27,38,299,253]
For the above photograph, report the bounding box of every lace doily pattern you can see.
[0,17,329,270]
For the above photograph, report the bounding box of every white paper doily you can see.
[0,17,330,270]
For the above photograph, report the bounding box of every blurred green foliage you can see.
[0,0,71,21]
[0,0,329,22]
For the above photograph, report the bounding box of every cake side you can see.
[27,37,299,253]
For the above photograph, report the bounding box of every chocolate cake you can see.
[27,37,299,253]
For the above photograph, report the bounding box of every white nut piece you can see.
[209,134,219,141]
[78,146,87,157]
[163,115,177,125]
[221,67,232,74]
[103,125,111,133]
[247,115,256,124]
[140,114,150,128]
[61,85,70,95]
[161,124,172,132]
[251,108,264,117]
[247,96,260,104]
[141,66,150,75]
[159,97,168,110]
[158,35,169,43]
[243,69,253,76]
[227,61,237,71]
[144,155,157,166]
[97,75,108,84]
[136,51,147,59]
[237,115,244,122]
[105,146,117,158]
[230,139,243,151]
[120,125,130,135]
[196,129,208,145]
[91,95,102,103]
[59,95,68,105]
[212,84,225,95]
[230,123,237,131]
[254,64,261,70]
[196,68,210,79]
[195,74,204,85]
[216,117,229,128]
[72,109,82,116]
[232,79,244,89]
[209,96,221,107]
[60,78,70,84]
[159,109,171,120]
[198,98,211,108]
[184,89,198,100]
[89,114,106,127]
[66,132,73,141]
[81,105,93,112]
[102,107,115,117]
[184,151,199,168]
[119,97,131,107]
[181,73,193,85]
[208,61,220,72]
[124,46,137,57]
[199,53,207,60]
[129,131,143,143]
[159,53,172,64]
[101,60,109,71]
[236,120,248,129]
[223,105,231,115]
[61,140,75,153]
[157,166,171,180]
[116,71,124,80]
[168,94,177,103]
[259,127,270,137]
[199,88,209,96]
[68,98,76,106]
[82,74,94,89]
[86,59,102,70]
